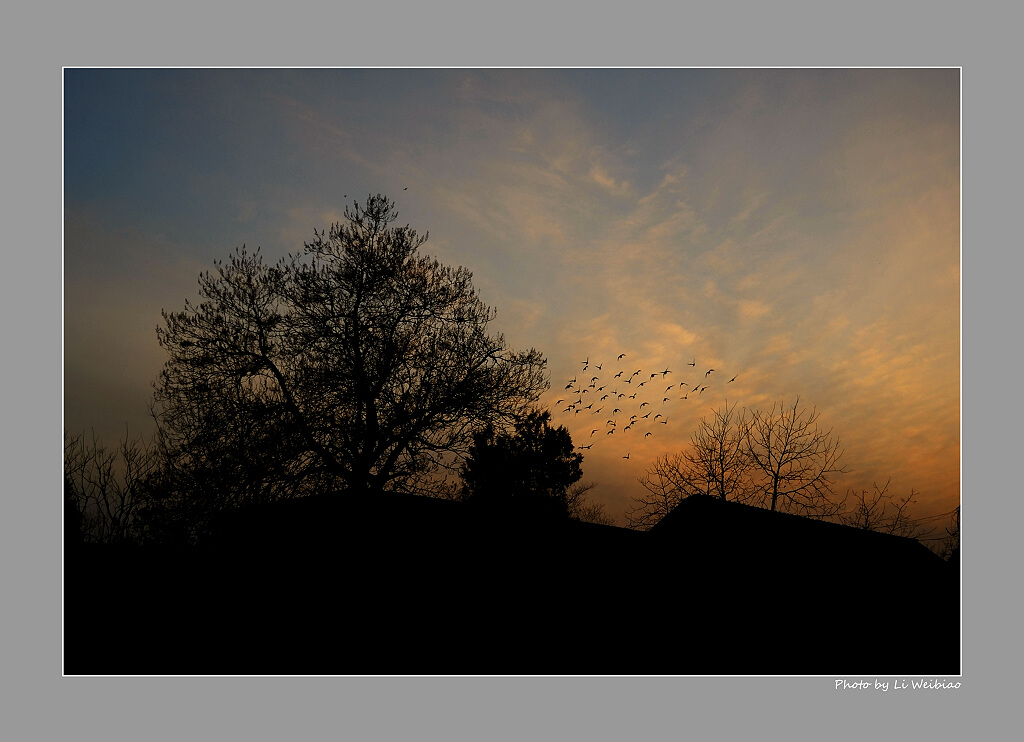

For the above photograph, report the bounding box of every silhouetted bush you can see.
[461,409,582,518]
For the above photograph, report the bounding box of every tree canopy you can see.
[152,195,548,513]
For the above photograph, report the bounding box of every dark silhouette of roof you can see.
[648,493,942,572]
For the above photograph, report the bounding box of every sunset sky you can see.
[63,68,960,525]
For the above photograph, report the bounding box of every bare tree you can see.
[689,401,753,502]
[939,506,960,560]
[153,195,547,510]
[64,428,158,544]
[627,402,753,529]
[839,478,928,538]
[743,397,847,518]
[627,453,689,529]
[566,482,616,526]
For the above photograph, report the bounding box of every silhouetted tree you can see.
[627,401,753,529]
[153,195,547,512]
[940,505,960,561]
[565,482,616,525]
[743,397,847,518]
[461,409,582,517]
[64,474,84,549]
[64,429,157,544]
[626,453,685,530]
[839,478,929,538]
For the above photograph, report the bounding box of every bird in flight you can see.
[618,353,626,360]
[639,402,649,408]
[688,359,696,366]
[591,429,598,436]
[662,368,671,377]
[614,371,623,378]
[623,453,630,459]
[579,444,593,450]
[645,432,652,438]
[729,375,737,383]
[705,369,714,377]
[699,386,707,394]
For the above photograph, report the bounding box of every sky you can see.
[63,68,960,527]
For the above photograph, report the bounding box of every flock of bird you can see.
[552,353,740,460]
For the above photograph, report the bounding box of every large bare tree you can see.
[743,397,847,517]
[152,195,547,509]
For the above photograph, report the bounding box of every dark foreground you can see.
[64,493,960,675]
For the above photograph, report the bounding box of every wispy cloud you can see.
[64,69,960,522]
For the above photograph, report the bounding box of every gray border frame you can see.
[14,0,1007,738]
